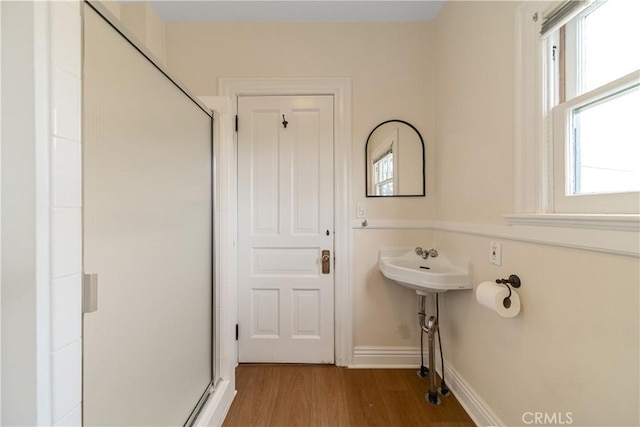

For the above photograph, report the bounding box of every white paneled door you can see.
[238,95,334,363]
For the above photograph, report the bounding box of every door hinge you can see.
[235,324,239,340]
[235,115,238,132]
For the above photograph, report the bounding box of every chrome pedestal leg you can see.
[418,294,441,406]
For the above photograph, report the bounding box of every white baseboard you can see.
[350,346,502,427]
[350,346,422,368]
[443,361,503,427]
[193,380,235,427]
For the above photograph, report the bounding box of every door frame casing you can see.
[218,78,353,367]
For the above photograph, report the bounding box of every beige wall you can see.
[165,21,438,349]
[121,2,166,64]
[437,232,639,426]
[353,229,433,346]
[434,2,639,426]
[435,1,517,224]
[98,0,120,20]
[166,21,436,221]
[98,1,166,64]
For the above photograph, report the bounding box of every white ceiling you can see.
[146,1,446,23]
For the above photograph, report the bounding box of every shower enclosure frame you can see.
[82,2,219,425]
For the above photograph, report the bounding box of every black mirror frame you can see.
[365,119,426,197]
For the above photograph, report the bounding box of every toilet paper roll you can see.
[476,281,521,318]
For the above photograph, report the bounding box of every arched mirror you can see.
[365,120,425,197]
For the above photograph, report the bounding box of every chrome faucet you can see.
[415,247,438,259]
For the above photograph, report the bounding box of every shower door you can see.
[83,4,214,426]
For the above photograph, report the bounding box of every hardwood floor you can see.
[222,364,475,427]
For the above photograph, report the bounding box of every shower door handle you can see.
[83,273,99,314]
[321,250,331,274]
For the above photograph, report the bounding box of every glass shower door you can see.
[82,4,213,426]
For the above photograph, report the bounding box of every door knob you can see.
[321,250,331,274]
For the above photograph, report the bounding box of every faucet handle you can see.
[415,247,424,256]
[428,248,438,258]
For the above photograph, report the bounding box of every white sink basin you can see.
[378,248,472,294]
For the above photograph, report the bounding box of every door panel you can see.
[252,289,280,338]
[252,248,320,276]
[250,110,280,235]
[292,289,321,338]
[238,95,334,363]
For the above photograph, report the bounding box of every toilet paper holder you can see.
[495,274,521,299]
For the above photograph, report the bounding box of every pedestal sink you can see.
[378,248,472,294]
[378,248,472,405]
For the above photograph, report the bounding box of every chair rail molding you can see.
[350,218,639,257]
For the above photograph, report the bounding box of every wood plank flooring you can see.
[222,364,475,427]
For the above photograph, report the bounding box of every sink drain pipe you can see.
[418,293,450,406]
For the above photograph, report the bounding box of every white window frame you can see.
[553,72,639,213]
[512,0,640,230]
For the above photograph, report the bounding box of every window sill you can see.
[503,214,640,232]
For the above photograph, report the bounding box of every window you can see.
[373,151,394,196]
[546,0,640,213]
